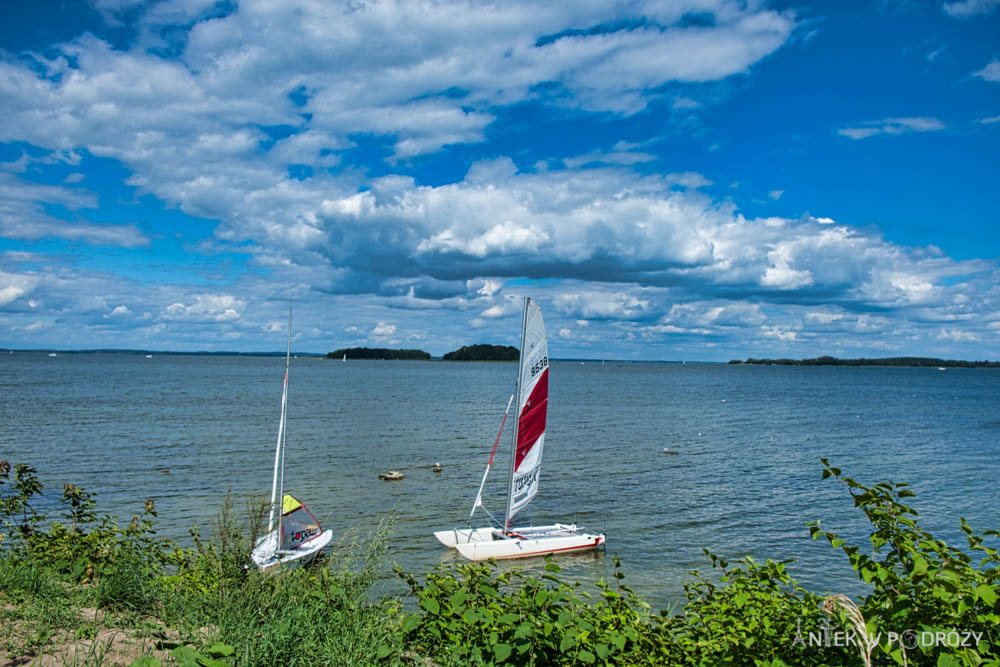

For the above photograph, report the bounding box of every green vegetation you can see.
[2,458,998,665]
[327,347,431,360]
[442,344,519,361]
[730,355,1000,367]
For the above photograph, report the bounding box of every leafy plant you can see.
[397,554,665,665]
[809,459,1000,666]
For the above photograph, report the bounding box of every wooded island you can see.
[327,347,431,360]
[442,344,519,361]
[326,344,519,361]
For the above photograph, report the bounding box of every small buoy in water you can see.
[663,449,678,455]
[379,471,405,481]
[433,462,442,473]
[161,468,170,474]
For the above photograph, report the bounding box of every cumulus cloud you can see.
[159,294,244,322]
[372,322,397,337]
[2,0,998,360]
[838,117,946,140]
[554,291,653,320]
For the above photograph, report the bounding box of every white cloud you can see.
[107,305,131,318]
[473,279,504,297]
[768,189,784,200]
[664,172,713,189]
[160,294,244,322]
[554,291,652,320]
[838,117,946,140]
[0,172,148,247]
[980,115,1000,124]
[943,0,999,17]
[372,322,397,337]
[973,60,1000,82]
[936,328,981,341]
[672,97,700,109]
[564,143,658,168]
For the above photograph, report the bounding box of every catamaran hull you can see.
[252,528,334,571]
[436,525,605,561]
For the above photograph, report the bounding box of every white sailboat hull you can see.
[251,528,334,571]
[437,524,605,561]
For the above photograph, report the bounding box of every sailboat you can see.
[250,306,334,570]
[434,297,605,560]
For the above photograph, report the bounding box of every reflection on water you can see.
[2,353,999,607]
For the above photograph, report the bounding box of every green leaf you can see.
[578,650,596,663]
[204,643,234,658]
[376,645,392,659]
[196,659,230,667]
[494,644,512,662]
[936,654,961,667]
[560,635,576,652]
[170,646,201,667]
[420,597,440,615]
[401,614,420,634]
[975,584,998,605]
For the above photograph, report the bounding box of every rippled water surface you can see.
[3,353,999,606]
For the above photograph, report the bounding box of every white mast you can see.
[504,297,530,532]
[267,304,292,536]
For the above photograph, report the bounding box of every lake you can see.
[2,352,998,607]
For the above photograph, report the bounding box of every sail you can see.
[279,494,323,551]
[508,298,548,519]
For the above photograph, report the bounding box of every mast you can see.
[504,296,530,532]
[267,303,293,537]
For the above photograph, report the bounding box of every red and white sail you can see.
[508,298,548,520]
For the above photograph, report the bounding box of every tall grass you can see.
[157,495,401,666]
[195,514,400,666]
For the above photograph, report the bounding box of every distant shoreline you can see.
[8,349,998,367]
[1,348,326,358]
[4,349,688,363]
[730,355,1000,368]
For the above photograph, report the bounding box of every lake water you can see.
[2,352,999,607]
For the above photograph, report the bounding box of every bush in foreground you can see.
[2,458,998,666]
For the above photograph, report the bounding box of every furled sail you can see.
[508,298,548,519]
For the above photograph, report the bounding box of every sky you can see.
[0,0,998,361]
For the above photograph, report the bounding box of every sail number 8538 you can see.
[529,355,548,378]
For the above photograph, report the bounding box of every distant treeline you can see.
[327,347,431,360]
[729,355,1000,368]
[442,344,519,361]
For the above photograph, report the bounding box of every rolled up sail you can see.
[508,298,548,520]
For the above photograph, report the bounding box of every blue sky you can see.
[1,0,998,360]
